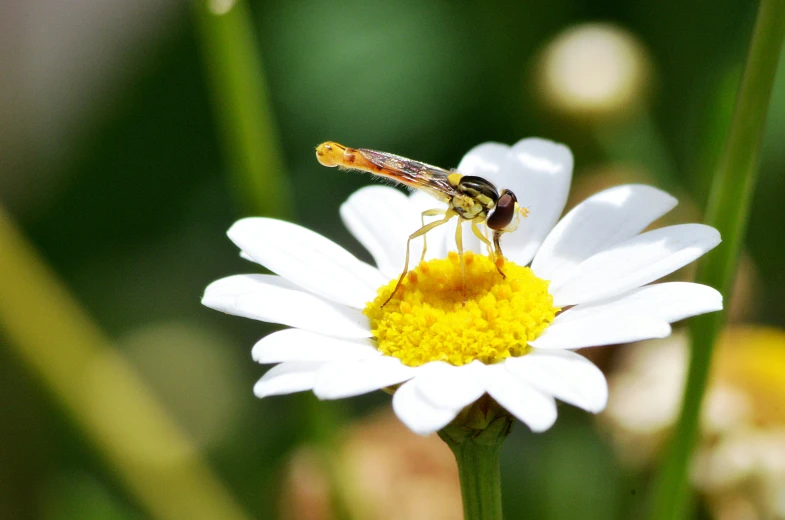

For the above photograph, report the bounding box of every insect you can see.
[315,141,528,305]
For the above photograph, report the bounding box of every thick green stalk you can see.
[440,415,513,520]
[193,0,292,217]
[0,205,251,520]
[649,1,785,518]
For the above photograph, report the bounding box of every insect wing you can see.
[357,148,459,201]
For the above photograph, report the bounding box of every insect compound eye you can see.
[457,176,499,205]
[486,189,518,230]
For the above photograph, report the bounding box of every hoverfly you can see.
[315,141,528,305]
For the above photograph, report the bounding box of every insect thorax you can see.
[451,193,488,219]
[451,175,500,220]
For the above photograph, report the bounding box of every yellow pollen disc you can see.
[364,251,560,367]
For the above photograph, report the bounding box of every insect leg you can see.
[470,218,493,252]
[489,229,507,279]
[419,208,447,264]
[383,209,456,307]
[455,218,467,301]
[471,218,505,278]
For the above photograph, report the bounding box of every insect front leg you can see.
[470,218,493,254]
[471,218,505,278]
[383,209,456,307]
[489,230,507,279]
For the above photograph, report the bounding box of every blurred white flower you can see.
[602,327,785,520]
[537,23,652,119]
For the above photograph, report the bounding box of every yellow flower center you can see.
[364,251,559,367]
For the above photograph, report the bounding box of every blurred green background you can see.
[1,0,784,518]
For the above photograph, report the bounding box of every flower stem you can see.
[649,0,785,518]
[439,415,513,520]
[193,0,293,218]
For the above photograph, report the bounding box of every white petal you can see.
[505,351,608,413]
[228,218,385,309]
[530,313,671,350]
[313,356,416,400]
[253,362,322,397]
[203,274,371,338]
[341,186,416,279]
[456,142,510,178]
[481,364,557,432]
[549,223,721,306]
[532,184,678,280]
[413,361,486,410]
[556,282,723,326]
[495,138,574,266]
[392,379,461,435]
[251,329,379,364]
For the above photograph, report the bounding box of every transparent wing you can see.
[357,148,459,202]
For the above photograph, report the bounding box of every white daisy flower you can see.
[202,138,723,436]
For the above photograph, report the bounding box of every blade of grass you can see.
[0,205,252,520]
[193,0,292,218]
[649,1,785,518]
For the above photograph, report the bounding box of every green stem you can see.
[649,1,785,518]
[439,415,512,520]
[193,0,293,218]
